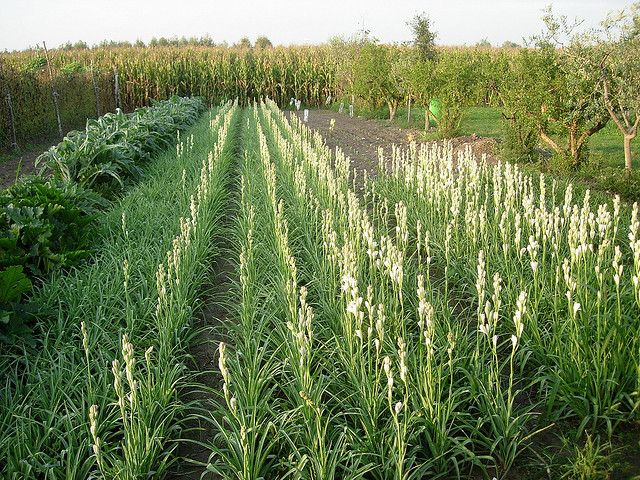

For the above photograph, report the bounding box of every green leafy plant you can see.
[0,266,32,340]
[0,176,103,277]
[60,61,86,76]
[21,55,47,73]
[0,96,205,342]
[352,42,404,121]
[36,96,205,196]
[432,50,478,137]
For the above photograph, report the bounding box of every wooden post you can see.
[5,92,18,149]
[42,41,63,139]
[113,66,121,111]
[91,59,101,117]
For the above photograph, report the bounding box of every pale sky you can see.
[0,0,632,51]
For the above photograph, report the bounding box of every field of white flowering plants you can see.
[2,99,638,479]
[200,101,640,479]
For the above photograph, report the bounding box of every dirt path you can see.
[291,109,498,174]
[166,109,245,480]
[166,249,232,480]
[0,148,45,189]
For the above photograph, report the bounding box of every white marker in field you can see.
[339,102,344,114]
[325,95,332,105]
[349,104,354,118]
[303,109,309,122]
[296,99,302,111]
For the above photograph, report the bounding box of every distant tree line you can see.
[53,35,275,50]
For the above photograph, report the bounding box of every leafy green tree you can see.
[501,9,609,168]
[402,13,439,128]
[235,37,252,49]
[407,13,437,61]
[432,50,477,137]
[501,40,521,49]
[328,32,376,106]
[60,40,88,50]
[402,56,436,129]
[599,3,640,171]
[254,36,273,49]
[389,48,414,121]
[496,51,540,162]
[199,35,215,46]
[352,43,403,120]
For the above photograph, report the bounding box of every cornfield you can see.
[0,46,337,149]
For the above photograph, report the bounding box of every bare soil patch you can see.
[292,109,498,175]
[166,246,233,480]
[0,148,44,189]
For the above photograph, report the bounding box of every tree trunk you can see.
[539,129,563,158]
[602,77,638,172]
[568,126,580,168]
[624,134,634,171]
[388,100,398,121]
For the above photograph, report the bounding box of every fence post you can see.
[5,92,18,149]
[91,59,101,117]
[42,41,63,139]
[113,67,121,111]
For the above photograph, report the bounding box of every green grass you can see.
[327,101,502,139]
[459,106,503,138]
[588,121,632,169]
[395,105,504,139]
